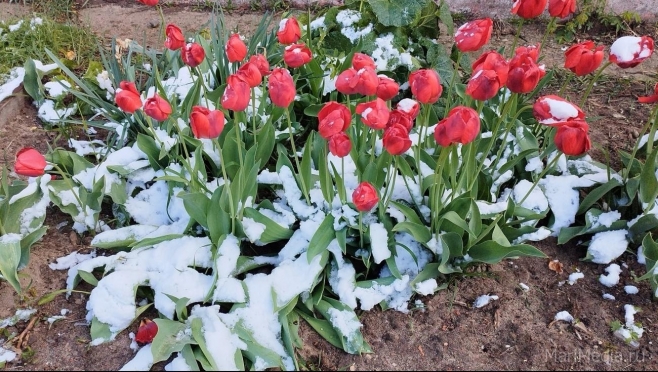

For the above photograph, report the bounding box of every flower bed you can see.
[1,0,657,369]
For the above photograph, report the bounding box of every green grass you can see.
[0,15,99,83]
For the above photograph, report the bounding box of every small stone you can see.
[632,130,639,138]
[148,20,159,28]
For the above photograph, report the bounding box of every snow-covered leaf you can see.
[0,234,23,294]
[369,0,429,27]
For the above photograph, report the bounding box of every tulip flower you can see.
[514,44,541,62]
[226,33,247,63]
[564,41,605,76]
[249,54,270,76]
[328,132,352,158]
[383,124,412,155]
[222,74,251,111]
[554,120,591,156]
[135,319,158,344]
[533,95,585,125]
[511,0,548,19]
[548,0,576,18]
[115,81,142,113]
[181,43,205,68]
[277,17,301,45]
[143,95,172,121]
[434,106,480,147]
[335,68,359,95]
[14,148,46,177]
[352,53,376,70]
[318,101,351,139]
[164,24,185,50]
[376,75,399,101]
[283,44,313,68]
[638,82,658,104]
[454,18,493,52]
[190,106,225,139]
[507,51,546,94]
[387,109,414,133]
[354,66,379,96]
[237,62,262,88]
[466,69,501,101]
[409,69,442,104]
[396,98,420,119]
[137,0,158,5]
[268,68,296,108]
[356,98,390,130]
[352,182,379,212]
[471,51,509,86]
[609,36,654,69]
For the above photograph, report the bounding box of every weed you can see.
[0,16,99,82]
[552,0,642,43]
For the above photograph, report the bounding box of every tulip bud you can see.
[328,132,352,158]
[352,182,379,212]
[352,53,376,70]
[14,148,46,177]
[135,319,158,344]
[356,98,390,130]
[222,74,251,112]
[383,124,412,155]
[283,44,313,68]
[226,34,247,63]
[454,18,493,52]
[609,36,654,69]
[143,95,172,121]
[268,68,296,108]
[409,69,442,104]
[564,41,605,76]
[181,43,205,68]
[190,106,225,139]
[115,81,143,113]
[165,24,185,51]
[318,101,351,139]
[277,17,301,45]
[511,0,548,19]
[376,75,399,101]
[237,62,262,88]
[434,106,480,147]
[554,121,591,156]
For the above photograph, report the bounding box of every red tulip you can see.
[237,62,262,88]
[164,24,185,51]
[181,43,205,68]
[355,66,378,96]
[14,148,46,177]
[409,69,442,104]
[135,319,158,344]
[511,0,548,19]
[454,18,493,52]
[472,51,509,86]
[277,17,301,45]
[328,132,352,158]
[548,0,576,18]
[383,124,412,155]
[190,106,225,139]
[115,81,142,113]
[283,44,313,68]
[396,98,420,119]
[564,41,605,76]
[356,98,390,130]
[434,106,480,147]
[514,44,541,62]
[507,50,546,94]
[318,101,351,139]
[137,0,158,5]
[638,82,658,104]
[387,109,414,133]
[226,34,247,63]
[466,69,501,101]
[533,95,585,125]
[222,74,251,111]
[554,120,591,156]
[335,68,359,95]
[143,95,172,121]
[268,68,296,108]
[352,53,376,70]
[352,182,379,212]
[609,36,654,69]
[249,54,270,76]
[376,75,399,101]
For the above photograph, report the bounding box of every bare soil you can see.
[1,2,658,370]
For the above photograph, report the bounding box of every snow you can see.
[593,210,621,228]
[513,227,552,244]
[369,223,391,264]
[624,285,639,295]
[44,80,71,98]
[473,294,498,308]
[0,348,17,363]
[568,272,584,285]
[336,9,361,27]
[613,304,644,348]
[539,97,581,124]
[46,315,66,324]
[10,175,51,235]
[164,353,192,371]
[554,311,574,323]
[49,250,97,270]
[610,36,645,64]
[0,67,25,104]
[37,100,77,123]
[327,307,362,339]
[603,293,616,300]
[190,306,243,370]
[119,344,153,371]
[0,308,36,328]
[414,279,438,296]
[599,263,622,287]
[519,283,530,291]
[310,16,325,31]
[68,139,107,157]
[637,247,646,265]
[242,217,266,243]
[341,23,374,43]
[513,180,548,214]
[370,33,414,71]
[8,20,24,32]
[587,230,628,264]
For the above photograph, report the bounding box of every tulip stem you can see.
[579,61,612,107]
[358,212,364,250]
[490,102,533,173]
[0,219,6,235]
[445,51,463,111]
[368,129,377,166]
[251,90,257,147]
[539,18,556,56]
[624,105,658,183]
[509,18,525,58]
[285,109,310,204]
[415,104,431,195]
[341,157,346,203]
[430,146,450,235]
[214,139,236,235]
[157,5,166,42]
[383,162,398,212]
[557,72,572,97]
[518,153,562,206]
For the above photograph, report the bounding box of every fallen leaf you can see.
[65,51,76,60]
[548,259,563,274]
